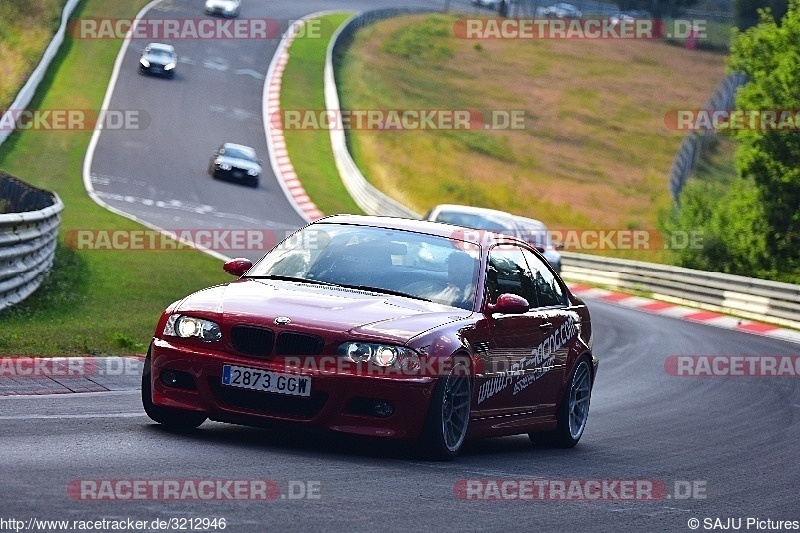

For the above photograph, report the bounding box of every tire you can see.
[419,360,471,461]
[141,351,206,430]
[530,357,592,448]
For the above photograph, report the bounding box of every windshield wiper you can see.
[337,284,432,302]
[243,274,336,286]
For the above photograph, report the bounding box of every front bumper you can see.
[212,167,258,185]
[149,338,436,439]
[140,64,174,77]
[206,6,238,17]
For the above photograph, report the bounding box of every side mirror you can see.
[223,258,252,277]
[484,293,529,315]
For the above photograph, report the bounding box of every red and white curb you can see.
[263,18,325,222]
[569,284,800,345]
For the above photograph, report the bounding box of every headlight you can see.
[335,342,419,369]
[247,168,259,176]
[164,62,176,70]
[140,58,150,68]
[217,161,231,170]
[164,314,221,342]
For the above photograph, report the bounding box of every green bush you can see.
[382,15,455,63]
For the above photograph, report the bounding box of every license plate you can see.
[221,364,311,397]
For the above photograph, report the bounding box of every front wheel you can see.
[142,352,206,430]
[419,361,471,461]
[531,357,592,448]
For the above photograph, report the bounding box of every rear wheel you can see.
[419,361,471,461]
[530,357,592,448]
[141,351,206,430]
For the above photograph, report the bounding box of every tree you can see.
[726,0,800,281]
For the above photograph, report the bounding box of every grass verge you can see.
[332,14,727,262]
[0,0,225,356]
[0,0,67,108]
[280,13,363,216]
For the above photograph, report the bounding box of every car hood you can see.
[143,52,175,66]
[175,279,473,344]
[215,155,261,173]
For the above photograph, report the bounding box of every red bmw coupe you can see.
[143,215,597,460]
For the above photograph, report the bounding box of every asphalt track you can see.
[86,0,456,261]
[2,301,798,531]
[5,0,799,531]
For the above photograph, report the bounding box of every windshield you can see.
[221,147,256,161]
[435,211,516,234]
[247,223,481,310]
[146,49,174,60]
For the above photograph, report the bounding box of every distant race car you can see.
[471,0,502,8]
[138,43,177,78]
[426,204,563,273]
[543,2,583,18]
[205,0,241,18]
[142,215,597,460]
[208,143,262,187]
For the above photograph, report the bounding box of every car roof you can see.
[146,43,175,53]
[315,214,527,246]
[221,143,256,155]
[428,204,516,220]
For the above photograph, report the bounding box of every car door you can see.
[518,247,577,415]
[474,245,548,417]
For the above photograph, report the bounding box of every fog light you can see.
[159,369,196,390]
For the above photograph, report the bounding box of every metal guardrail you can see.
[560,251,800,329]
[325,9,436,219]
[0,172,63,312]
[0,0,82,148]
[668,72,747,202]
